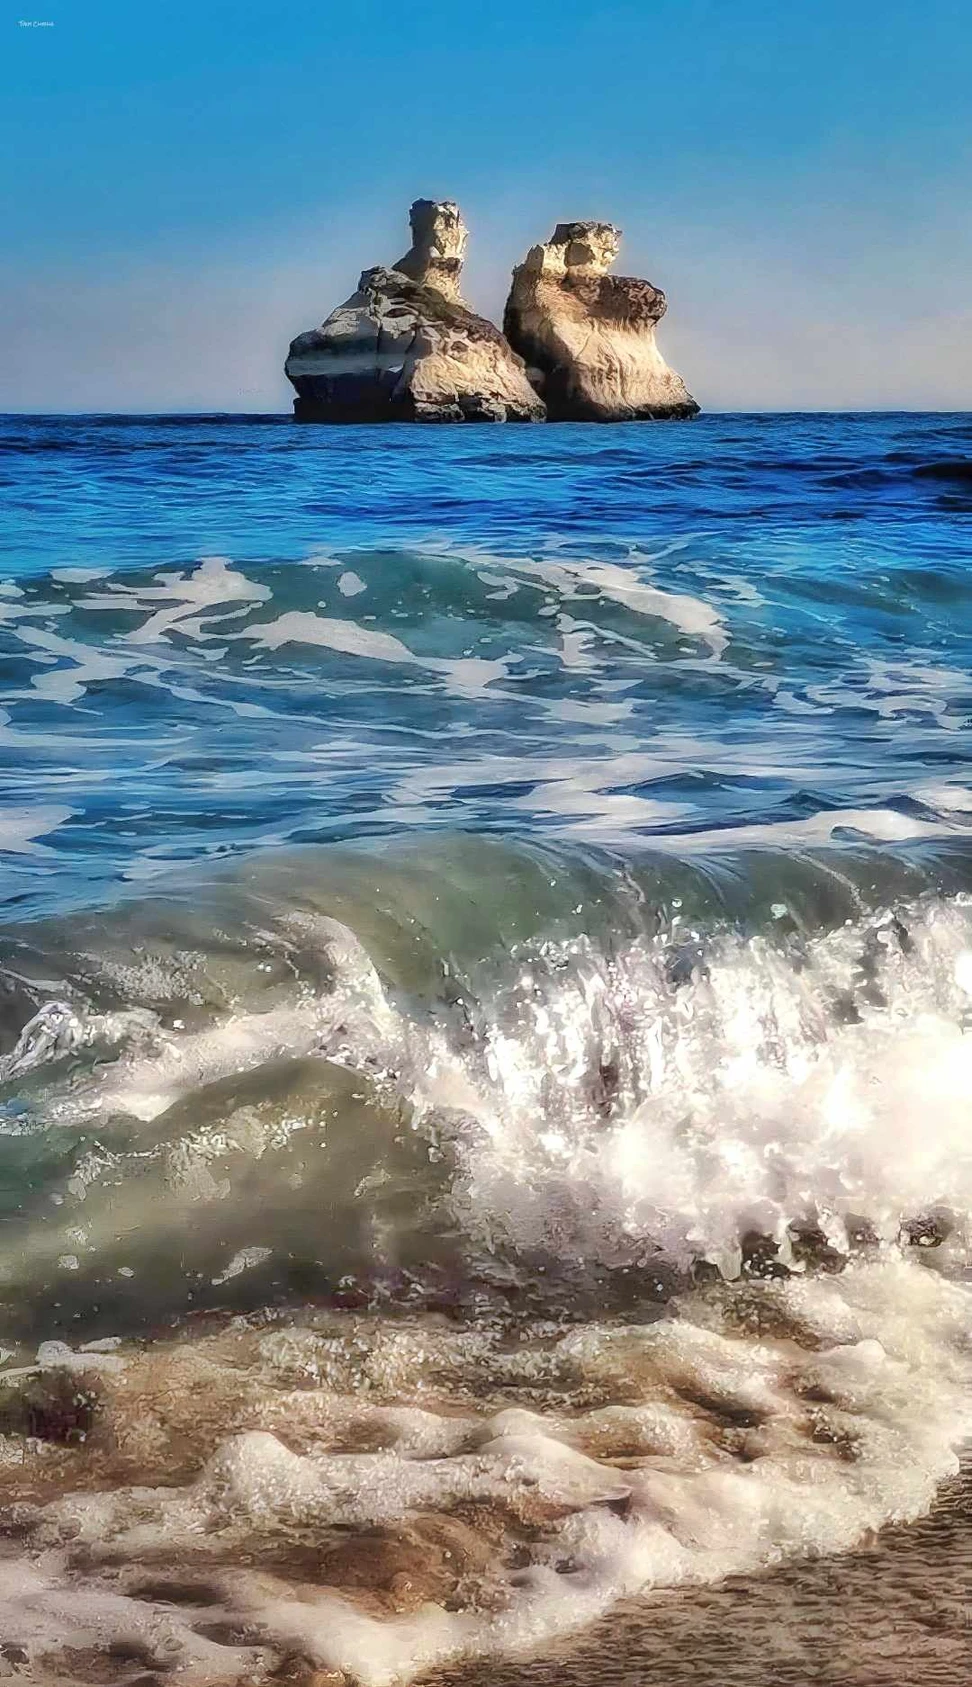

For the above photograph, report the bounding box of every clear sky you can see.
[2,0,970,412]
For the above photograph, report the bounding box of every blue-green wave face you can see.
[2,834,972,1337]
[2,413,972,1685]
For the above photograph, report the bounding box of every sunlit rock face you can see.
[504,221,700,421]
[393,197,468,301]
[285,200,546,423]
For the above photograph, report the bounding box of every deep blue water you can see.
[2,411,972,916]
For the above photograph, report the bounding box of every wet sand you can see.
[13,1476,971,1687]
[430,1464,972,1687]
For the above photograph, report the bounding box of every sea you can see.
[0,411,971,1686]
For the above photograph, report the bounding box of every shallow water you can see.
[1,413,972,1685]
[431,1461,972,1687]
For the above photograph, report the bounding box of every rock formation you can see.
[504,221,699,421]
[285,200,545,423]
[392,196,466,301]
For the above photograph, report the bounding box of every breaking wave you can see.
[1,837,972,1683]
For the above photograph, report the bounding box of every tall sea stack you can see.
[504,222,699,421]
[285,200,545,423]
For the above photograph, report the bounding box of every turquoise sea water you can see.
[1,413,972,1687]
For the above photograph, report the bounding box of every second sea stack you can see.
[504,222,699,421]
[285,200,545,423]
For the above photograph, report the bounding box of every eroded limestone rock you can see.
[393,197,467,302]
[504,221,699,421]
[285,200,545,423]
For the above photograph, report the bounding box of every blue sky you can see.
[2,0,970,410]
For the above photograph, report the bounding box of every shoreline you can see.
[427,1459,972,1687]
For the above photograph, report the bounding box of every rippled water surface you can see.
[1,412,972,1687]
[2,412,972,910]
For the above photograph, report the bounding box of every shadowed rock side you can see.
[504,221,700,421]
[285,199,546,423]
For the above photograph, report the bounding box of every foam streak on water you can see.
[3,414,972,913]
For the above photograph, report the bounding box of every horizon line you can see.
[3,407,971,421]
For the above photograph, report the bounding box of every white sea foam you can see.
[82,554,271,645]
[15,895,972,1278]
[0,803,75,854]
[54,912,400,1125]
[423,539,729,657]
[5,891,972,1680]
[539,557,728,656]
[440,898,972,1274]
[244,610,511,695]
[915,781,972,814]
[1,1261,969,1684]
[338,569,368,597]
[672,804,971,851]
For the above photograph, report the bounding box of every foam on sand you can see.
[0,1260,968,1684]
